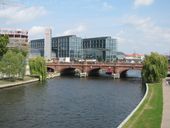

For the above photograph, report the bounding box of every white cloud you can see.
[102,2,113,11]
[63,25,87,35]
[123,15,170,40]
[29,26,46,39]
[134,0,154,8]
[0,4,46,24]
[116,15,170,54]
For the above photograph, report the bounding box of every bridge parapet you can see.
[47,62,142,75]
[46,62,170,77]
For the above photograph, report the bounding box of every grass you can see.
[123,83,163,128]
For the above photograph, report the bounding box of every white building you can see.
[44,28,52,60]
[125,53,145,63]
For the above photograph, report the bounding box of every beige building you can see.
[0,28,28,49]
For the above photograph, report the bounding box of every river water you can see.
[0,74,144,128]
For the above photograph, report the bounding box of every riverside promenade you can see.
[161,78,170,128]
[0,78,39,89]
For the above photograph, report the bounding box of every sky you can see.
[0,0,170,54]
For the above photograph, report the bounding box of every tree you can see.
[0,50,26,81]
[0,35,9,58]
[10,47,28,58]
[141,52,168,83]
[17,52,26,79]
[29,56,47,81]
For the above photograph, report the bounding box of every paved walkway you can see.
[161,78,170,128]
[0,78,39,89]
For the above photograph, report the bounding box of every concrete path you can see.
[161,78,170,128]
[0,78,39,89]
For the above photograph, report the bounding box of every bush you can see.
[29,56,47,81]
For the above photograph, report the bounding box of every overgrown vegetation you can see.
[0,35,28,81]
[0,35,9,59]
[29,56,47,81]
[0,50,26,81]
[123,83,163,128]
[142,52,168,83]
[10,47,28,58]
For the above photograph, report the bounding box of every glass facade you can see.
[30,39,44,57]
[30,36,117,62]
[52,35,82,60]
[82,37,117,61]
[30,35,82,60]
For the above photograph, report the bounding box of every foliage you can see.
[142,52,168,83]
[29,56,47,81]
[17,52,26,79]
[0,35,9,58]
[0,50,26,81]
[10,47,28,57]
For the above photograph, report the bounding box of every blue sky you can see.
[0,0,170,54]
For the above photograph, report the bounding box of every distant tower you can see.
[44,28,52,60]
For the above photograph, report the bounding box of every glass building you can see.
[82,37,117,61]
[30,35,82,60]
[30,39,44,57]
[30,35,117,62]
[52,35,82,60]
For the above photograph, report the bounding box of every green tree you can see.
[29,56,47,81]
[0,50,26,81]
[17,52,26,79]
[0,35,9,58]
[11,47,28,57]
[142,52,168,83]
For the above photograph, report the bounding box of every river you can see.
[0,72,144,128]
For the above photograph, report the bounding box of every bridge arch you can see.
[47,67,55,72]
[119,69,128,78]
[119,68,141,78]
[88,68,101,76]
[60,67,82,76]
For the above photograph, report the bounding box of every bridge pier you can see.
[112,73,120,79]
[79,72,88,78]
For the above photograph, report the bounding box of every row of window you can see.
[31,42,44,48]
[83,42,106,48]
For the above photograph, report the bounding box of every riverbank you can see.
[0,76,39,89]
[120,83,162,128]
[47,72,60,79]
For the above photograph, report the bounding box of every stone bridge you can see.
[47,62,145,77]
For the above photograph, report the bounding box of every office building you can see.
[30,35,82,60]
[83,37,117,61]
[30,33,117,62]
